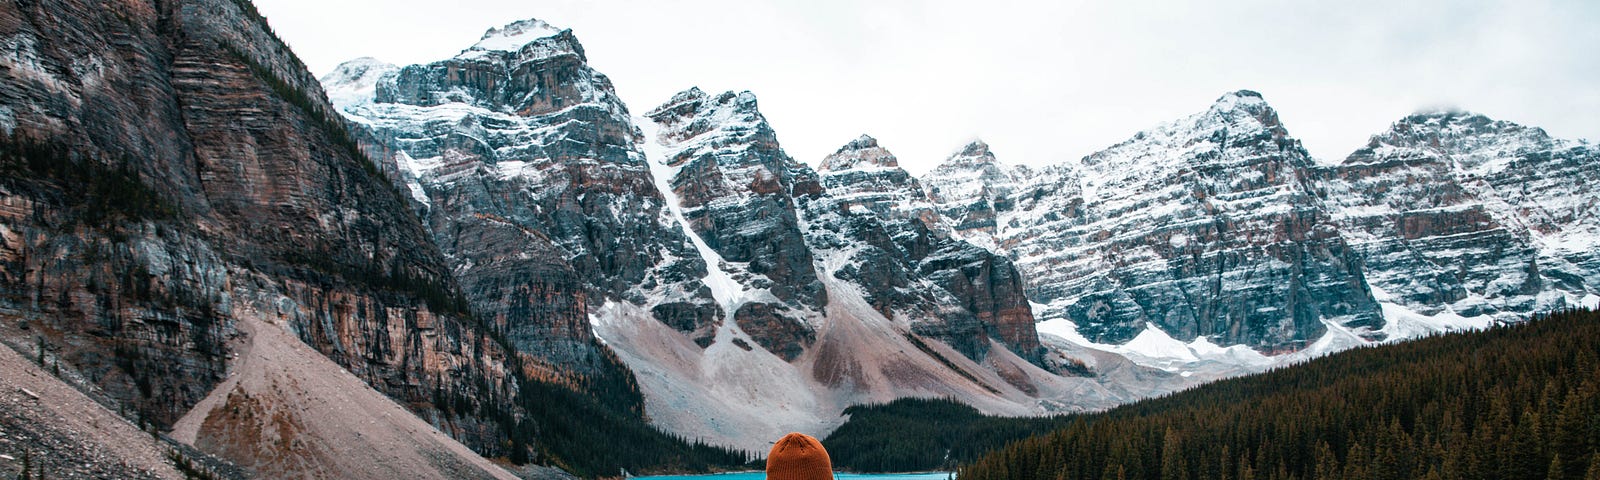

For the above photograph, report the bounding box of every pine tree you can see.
[1161,428,1187,480]
[1586,453,1600,480]
[1313,441,1340,480]
[1550,454,1566,480]
[1237,454,1256,480]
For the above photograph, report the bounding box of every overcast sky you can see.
[253,0,1599,174]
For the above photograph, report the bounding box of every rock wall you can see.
[0,0,538,467]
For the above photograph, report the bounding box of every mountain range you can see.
[0,6,1595,478]
[322,17,1600,451]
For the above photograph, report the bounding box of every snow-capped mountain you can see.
[1315,111,1600,327]
[817,134,945,228]
[319,17,1599,457]
[323,18,715,376]
[326,20,1121,452]
[920,140,1029,250]
[926,91,1382,352]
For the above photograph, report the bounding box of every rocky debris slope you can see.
[0,341,178,479]
[1314,111,1600,323]
[168,306,516,480]
[926,91,1381,352]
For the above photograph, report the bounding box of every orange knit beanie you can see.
[766,432,833,480]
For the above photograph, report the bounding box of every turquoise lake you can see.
[638,473,952,480]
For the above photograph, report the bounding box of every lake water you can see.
[638,473,952,480]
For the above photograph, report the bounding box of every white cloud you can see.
[256,0,1600,173]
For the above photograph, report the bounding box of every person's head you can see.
[766,432,833,480]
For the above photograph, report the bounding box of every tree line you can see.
[822,396,1075,472]
[958,308,1600,480]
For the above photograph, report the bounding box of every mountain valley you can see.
[0,5,1596,478]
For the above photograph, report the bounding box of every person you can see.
[766,432,833,480]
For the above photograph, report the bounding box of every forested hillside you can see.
[821,397,1073,472]
[958,308,1600,480]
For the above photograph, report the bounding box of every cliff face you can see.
[325,21,715,370]
[1315,112,1600,320]
[645,88,827,314]
[0,0,541,474]
[817,135,1041,363]
[924,92,1382,351]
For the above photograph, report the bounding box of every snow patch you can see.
[470,19,564,52]
[1168,232,1189,249]
[1377,301,1495,339]
[639,118,750,314]
[319,57,395,110]
[0,105,14,135]
[1119,323,1199,365]
[394,151,432,207]
[1282,318,1371,363]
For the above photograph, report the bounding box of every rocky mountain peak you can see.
[1319,106,1599,329]
[1084,89,1296,171]
[319,57,397,108]
[841,133,881,152]
[652,86,708,112]
[1350,110,1556,169]
[471,18,565,50]
[992,88,1380,350]
[1213,88,1265,105]
[1207,89,1267,114]
[456,18,584,63]
[331,17,708,376]
[920,139,1028,249]
[368,17,617,117]
[647,88,770,145]
[948,139,998,165]
[819,134,899,171]
[1205,88,1283,129]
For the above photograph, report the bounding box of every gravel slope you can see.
[0,339,187,479]
[169,305,518,480]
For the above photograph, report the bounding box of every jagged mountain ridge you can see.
[321,17,1600,453]
[1315,111,1600,322]
[325,20,1074,452]
[919,92,1598,355]
[929,91,1383,352]
[326,18,713,376]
